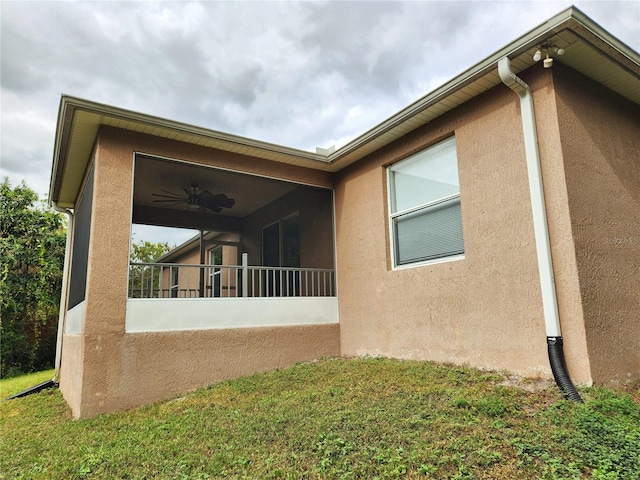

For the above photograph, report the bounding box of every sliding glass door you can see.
[262,213,300,296]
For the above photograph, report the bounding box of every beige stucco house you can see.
[49,7,639,418]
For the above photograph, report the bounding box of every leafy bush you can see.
[0,179,66,378]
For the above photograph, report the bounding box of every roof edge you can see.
[50,5,639,203]
[49,96,76,206]
[60,95,328,161]
[568,6,639,65]
[49,95,332,205]
[326,5,639,166]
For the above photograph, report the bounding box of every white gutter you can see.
[50,201,74,383]
[498,57,561,338]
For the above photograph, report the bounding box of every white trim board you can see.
[125,297,338,333]
[66,302,86,334]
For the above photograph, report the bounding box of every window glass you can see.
[170,266,179,298]
[389,136,464,266]
[390,136,459,213]
[262,222,280,267]
[282,214,300,268]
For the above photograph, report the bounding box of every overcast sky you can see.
[1,0,638,244]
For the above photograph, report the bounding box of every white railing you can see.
[128,256,335,299]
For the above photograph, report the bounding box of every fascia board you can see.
[64,96,327,162]
[569,7,640,67]
[326,6,639,168]
[50,7,639,204]
[49,95,330,206]
[93,99,327,162]
[49,97,76,207]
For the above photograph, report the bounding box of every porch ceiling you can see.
[132,155,298,231]
[50,7,638,209]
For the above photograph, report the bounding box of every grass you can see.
[0,369,55,398]
[1,358,639,479]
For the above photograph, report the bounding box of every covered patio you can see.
[126,152,337,332]
[50,96,342,417]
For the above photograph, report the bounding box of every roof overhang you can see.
[49,98,329,208]
[50,6,639,209]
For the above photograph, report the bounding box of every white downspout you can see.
[50,202,74,384]
[498,57,561,337]
[498,57,582,401]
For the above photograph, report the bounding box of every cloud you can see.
[1,0,638,208]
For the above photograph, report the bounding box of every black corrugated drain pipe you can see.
[4,380,57,401]
[548,337,583,402]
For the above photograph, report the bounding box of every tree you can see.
[0,179,66,378]
[130,240,172,264]
[129,240,172,298]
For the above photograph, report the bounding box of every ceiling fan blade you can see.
[154,189,187,198]
[153,199,186,204]
[152,201,186,207]
[213,194,235,209]
[151,185,232,212]
[152,193,186,200]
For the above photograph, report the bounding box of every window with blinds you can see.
[388,136,464,266]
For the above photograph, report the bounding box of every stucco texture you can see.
[553,64,640,385]
[59,128,341,418]
[58,334,84,415]
[59,63,639,418]
[335,67,593,381]
[73,324,340,418]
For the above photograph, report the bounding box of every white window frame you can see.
[169,265,180,298]
[208,245,223,297]
[387,136,465,269]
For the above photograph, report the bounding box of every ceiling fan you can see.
[152,183,235,213]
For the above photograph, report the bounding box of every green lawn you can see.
[0,369,55,398]
[1,358,638,479]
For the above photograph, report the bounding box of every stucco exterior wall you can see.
[74,324,340,418]
[335,67,591,380]
[157,234,239,297]
[553,65,640,385]
[521,68,591,383]
[106,126,334,189]
[60,128,340,418]
[58,62,638,418]
[58,334,84,415]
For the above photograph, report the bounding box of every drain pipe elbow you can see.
[548,337,583,402]
[50,200,74,385]
[498,57,582,402]
[498,58,529,97]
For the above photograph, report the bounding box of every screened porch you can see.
[128,255,336,299]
